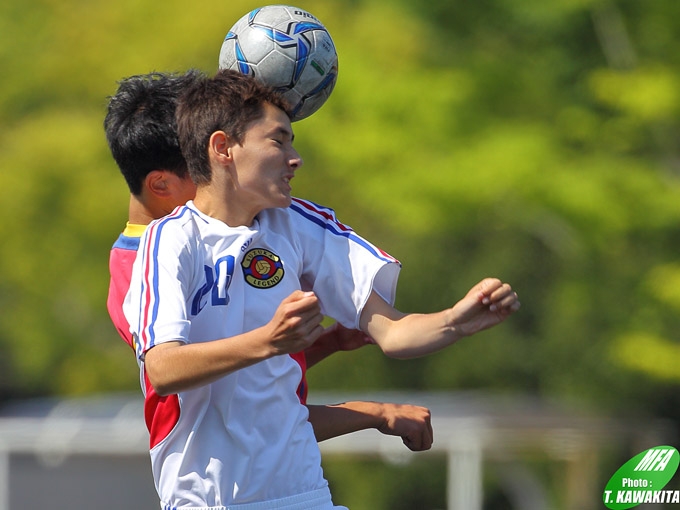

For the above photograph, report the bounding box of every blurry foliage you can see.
[0,0,679,424]
[1,1,680,508]
[323,455,448,510]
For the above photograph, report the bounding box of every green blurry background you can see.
[1,0,679,508]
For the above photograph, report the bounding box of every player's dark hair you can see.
[176,69,292,185]
[104,70,200,195]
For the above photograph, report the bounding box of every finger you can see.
[307,322,325,344]
[425,416,434,448]
[403,409,433,451]
[300,312,324,335]
[475,279,503,305]
[486,283,514,300]
[420,410,433,450]
[477,277,502,296]
[280,289,308,303]
[282,290,318,307]
[297,294,320,312]
[489,292,520,313]
[403,433,422,451]
[403,427,432,452]
[484,285,515,308]
[283,294,321,318]
[507,299,521,312]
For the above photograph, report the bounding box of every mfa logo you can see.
[603,446,679,508]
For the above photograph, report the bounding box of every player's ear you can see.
[145,170,172,197]
[209,131,234,164]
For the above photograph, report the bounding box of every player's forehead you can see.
[247,102,294,140]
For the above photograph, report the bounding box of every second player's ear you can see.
[146,170,171,197]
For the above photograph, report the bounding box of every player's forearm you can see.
[359,292,461,359]
[307,402,387,442]
[304,323,373,368]
[302,339,334,368]
[367,310,462,359]
[143,330,275,396]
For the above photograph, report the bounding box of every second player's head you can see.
[104,71,199,195]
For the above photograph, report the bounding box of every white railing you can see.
[0,392,667,510]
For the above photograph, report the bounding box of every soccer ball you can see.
[218,5,338,121]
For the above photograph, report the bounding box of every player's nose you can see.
[289,148,303,170]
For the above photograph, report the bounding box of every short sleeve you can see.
[288,198,401,329]
[123,215,193,360]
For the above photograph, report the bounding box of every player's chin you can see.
[265,191,292,210]
[278,193,293,208]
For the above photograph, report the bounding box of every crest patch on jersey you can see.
[241,248,284,288]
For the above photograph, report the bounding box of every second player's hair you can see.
[104,70,200,195]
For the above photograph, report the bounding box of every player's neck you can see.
[128,194,179,226]
[193,186,258,228]
[128,195,156,226]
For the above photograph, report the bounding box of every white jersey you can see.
[124,198,400,509]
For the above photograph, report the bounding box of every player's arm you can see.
[306,401,433,451]
[303,322,373,368]
[144,291,324,395]
[360,278,520,359]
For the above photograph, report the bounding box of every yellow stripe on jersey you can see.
[123,222,147,238]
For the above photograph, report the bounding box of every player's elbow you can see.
[144,363,176,397]
[151,382,176,397]
[381,347,418,360]
[143,343,183,396]
[374,337,417,360]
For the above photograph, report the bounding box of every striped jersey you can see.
[123,198,400,509]
[107,222,147,350]
[107,223,311,403]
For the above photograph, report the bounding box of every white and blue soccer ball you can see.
[218,5,338,121]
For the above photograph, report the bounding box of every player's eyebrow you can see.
[271,125,295,143]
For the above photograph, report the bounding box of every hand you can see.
[376,403,434,451]
[266,291,324,355]
[449,278,520,337]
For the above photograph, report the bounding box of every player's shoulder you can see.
[286,197,353,231]
[257,198,346,231]
[289,197,337,219]
[143,204,205,250]
[148,204,201,231]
